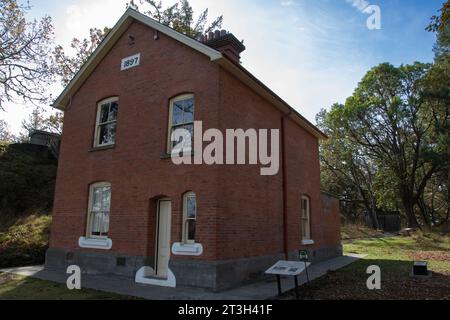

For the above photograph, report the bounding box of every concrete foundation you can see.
[45,245,343,291]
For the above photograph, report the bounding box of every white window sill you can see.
[301,239,315,246]
[78,237,113,250]
[171,243,203,256]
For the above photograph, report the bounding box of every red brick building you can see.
[46,9,341,291]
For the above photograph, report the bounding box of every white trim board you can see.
[172,243,203,256]
[78,237,113,250]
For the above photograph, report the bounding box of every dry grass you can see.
[0,214,51,268]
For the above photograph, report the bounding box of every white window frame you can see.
[86,182,111,240]
[94,97,119,148]
[167,94,195,154]
[301,195,311,241]
[182,192,197,244]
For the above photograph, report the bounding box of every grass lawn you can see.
[0,273,138,300]
[284,233,450,300]
[1,218,448,300]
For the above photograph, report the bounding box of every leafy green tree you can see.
[0,0,54,110]
[317,106,380,228]
[427,0,449,32]
[319,62,449,229]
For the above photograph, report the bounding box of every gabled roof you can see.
[53,8,327,140]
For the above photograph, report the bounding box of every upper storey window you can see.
[94,97,119,148]
[167,94,195,153]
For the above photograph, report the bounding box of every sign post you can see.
[299,250,310,284]
[265,260,311,299]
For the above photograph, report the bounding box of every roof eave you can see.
[52,8,222,110]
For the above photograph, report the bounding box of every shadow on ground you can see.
[281,259,450,300]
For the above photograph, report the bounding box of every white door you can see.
[155,199,172,278]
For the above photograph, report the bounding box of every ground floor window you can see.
[301,195,311,240]
[87,182,111,238]
[183,192,197,244]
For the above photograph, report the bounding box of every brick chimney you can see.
[200,30,246,64]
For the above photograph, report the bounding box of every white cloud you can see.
[281,0,296,7]
[346,0,370,12]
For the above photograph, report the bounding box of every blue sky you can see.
[1,0,445,134]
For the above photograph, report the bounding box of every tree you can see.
[127,0,223,38]
[317,106,380,228]
[432,12,450,64]
[19,107,62,142]
[0,119,15,142]
[0,0,54,110]
[427,0,450,32]
[319,62,449,229]
[52,27,110,86]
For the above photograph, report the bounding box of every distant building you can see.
[29,130,60,158]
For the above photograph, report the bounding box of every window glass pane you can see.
[100,103,110,123]
[183,99,194,123]
[183,124,194,149]
[99,123,116,145]
[187,196,196,219]
[102,187,111,211]
[171,128,182,149]
[90,211,102,235]
[188,220,196,241]
[172,101,184,125]
[109,102,118,122]
[302,199,308,218]
[171,125,193,151]
[102,211,110,235]
[92,188,102,212]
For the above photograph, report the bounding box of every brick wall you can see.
[50,20,341,264]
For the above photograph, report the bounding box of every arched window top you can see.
[170,93,194,102]
[183,191,196,198]
[98,96,119,105]
[91,181,111,188]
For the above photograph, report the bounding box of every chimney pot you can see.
[201,31,246,64]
